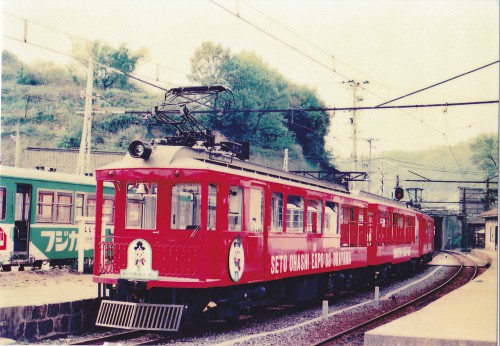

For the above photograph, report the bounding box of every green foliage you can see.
[189,42,332,168]
[16,65,42,85]
[189,42,230,84]
[2,50,22,82]
[57,130,82,149]
[470,133,498,176]
[88,41,146,90]
[96,114,139,133]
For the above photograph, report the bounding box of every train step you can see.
[96,300,184,331]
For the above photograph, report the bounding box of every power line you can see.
[376,60,499,107]
[3,11,189,78]
[384,158,487,175]
[208,0,349,80]
[192,100,498,114]
[3,33,176,92]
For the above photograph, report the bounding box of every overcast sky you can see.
[1,0,499,167]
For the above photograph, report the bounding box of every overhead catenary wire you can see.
[5,12,497,115]
[208,0,349,81]
[4,9,498,174]
[3,12,189,77]
[189,100,498,114]
[376,60,500,107]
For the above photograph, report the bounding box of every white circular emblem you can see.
[228,236,245,282]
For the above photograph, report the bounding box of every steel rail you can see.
[311,251,477,346]
[69,330,147,345]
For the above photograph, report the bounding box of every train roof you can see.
[0,165,98,186]
[98,144,424,215]
[352,190,420,213]
[99,145,349,194]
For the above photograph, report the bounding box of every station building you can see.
[477,207,498,251]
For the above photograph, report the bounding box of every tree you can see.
[74,41,146,90]
[2,50,22,80]
[189,42,333,167]
[470,133,498,176]
[189,42,230,84]
[470,133,499,208]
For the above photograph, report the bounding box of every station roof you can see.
[478,207,498,219]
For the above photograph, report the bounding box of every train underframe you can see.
[99,254,432,330]
[1,257,94,272]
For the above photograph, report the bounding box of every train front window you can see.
[126,182,157,229]
[171,184,201,230]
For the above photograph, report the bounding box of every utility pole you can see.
[380,154,385,197]
[406,187,423,209]
[343,80,369,189]
[366,138,376,193]
[283,148,289,172]
[14,122,21,167]
[76,60,94,176]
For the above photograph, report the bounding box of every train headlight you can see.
[128,141,152,159]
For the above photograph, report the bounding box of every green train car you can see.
[0,165,115,271]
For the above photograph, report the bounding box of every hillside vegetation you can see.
[1,49,497,208]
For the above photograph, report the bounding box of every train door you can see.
[205,183,222,279]
[222,183,266,283]
[14,184,31,255]
[244,186,265,281]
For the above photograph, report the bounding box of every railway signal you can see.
[395,187,404,201]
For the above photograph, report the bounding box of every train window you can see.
[76,194,114,224]
[324,202,338,234]
[207,184,217,231]
[76,194,84,218]
[102,197,115,224]
[342,206,354,221]
[286,195,304,233]
[249,188,264,232]
[307,199,322,233]
[228,186,243,231]
[87,196,96,217]
[0,187,6,220]
[171,184,200,230]
[56,193,73,223]
[36,190,73,224]
[37,191,55,222]
[393,214,403,227]
[126,182,157,229]
[271,192,283,232]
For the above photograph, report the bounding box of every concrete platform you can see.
[364,249,498,346]
[0,269,100,340]
[0,269,97,308]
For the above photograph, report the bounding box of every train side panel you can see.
[0,166,114,268]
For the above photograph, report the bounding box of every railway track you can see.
[310,251,481,346]
[66,252,483,346]
[68,329,173,345]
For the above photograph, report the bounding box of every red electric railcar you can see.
[92,142,434,331]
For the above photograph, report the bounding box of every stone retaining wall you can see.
[0,299,100,341]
